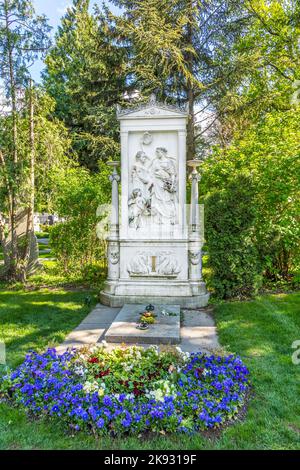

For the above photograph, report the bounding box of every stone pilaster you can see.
[106,162,120,291]
[188,161,204,295]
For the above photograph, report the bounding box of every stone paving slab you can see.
[182,309,216,327]
[57,304,221,354]
[56,328,106,354]
[78,307,120,326]
[56,306,120,353]
[181,326,219,347]
[105,304,180,345]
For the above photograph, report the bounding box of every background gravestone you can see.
[6,208,40,275]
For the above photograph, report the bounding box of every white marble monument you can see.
[100,95,209,307]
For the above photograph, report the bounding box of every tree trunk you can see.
[187,82,195,161]
[20,79,36,282]
[4,0,19,278]
[186,1,196,161]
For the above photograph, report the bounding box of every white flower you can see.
[125,393,134,400]
[147,379,177,402]
[101,340,108,348]
[73,365,87,377]
[83,381,99,393]
[152,389,164,401]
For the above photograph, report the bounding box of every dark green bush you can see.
[205,176,262,299]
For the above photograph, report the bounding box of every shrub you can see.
[205,176,262,299]
[201,108,300,297]
[50,164,111,281]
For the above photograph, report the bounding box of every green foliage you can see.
[205,176,262,299]
[216,0,300,139]
[0,2,54,280]
[43,0,127,170]
[49,164,111,281]
[0,0,51,93]
[202,107,300,298]
[0,89,72,252]
[112,0,251,157]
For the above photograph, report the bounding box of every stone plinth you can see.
[105,304,180,344]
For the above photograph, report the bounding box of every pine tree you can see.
[111,0,250,159]
[43,0,128,170]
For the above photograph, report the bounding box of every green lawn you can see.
[0,288,96,367]
[0,289,299,450]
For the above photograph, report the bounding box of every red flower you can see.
[195,367,204,377]
[88,357,100,364]
[119,380,129,387]
[95,368,110,379]
[147,372,158,380]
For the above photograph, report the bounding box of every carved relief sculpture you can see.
[101,93,210,308]
[150,147,178,225]
[109,250,120,265]
[127,251,181,277]
[188,250,201,265]
[128,146,178,228]
[128,151,152,229]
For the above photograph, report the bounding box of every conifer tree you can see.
[111,0,249,159]
[43,0,128,170]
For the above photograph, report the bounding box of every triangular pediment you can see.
[117,95,188,119]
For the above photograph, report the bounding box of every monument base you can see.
[100,291,209,308]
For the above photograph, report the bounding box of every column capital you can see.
[109,173,120,183]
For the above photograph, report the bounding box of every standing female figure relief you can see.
[150,147,178,225]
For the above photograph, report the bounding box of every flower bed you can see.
[0,345,250,435]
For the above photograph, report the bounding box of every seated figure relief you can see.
[128,147,178,228]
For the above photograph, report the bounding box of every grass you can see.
[0,289,300,449]
[0,288,96,367]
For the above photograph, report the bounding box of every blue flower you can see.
[103,395,112,407]
[1,347,250,435]
[96,418,105,428]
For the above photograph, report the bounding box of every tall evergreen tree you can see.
[0,0,50,280]
[111,0,250,159]
[43,0,128,170]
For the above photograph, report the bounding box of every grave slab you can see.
[105,304,180,344]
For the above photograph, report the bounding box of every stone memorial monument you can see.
[100,95,209,308]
